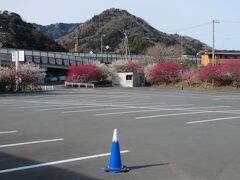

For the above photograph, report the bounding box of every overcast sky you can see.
[1,0,240,51]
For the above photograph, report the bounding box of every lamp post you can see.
[180,62,183,90]
[0,26,3,68]
[89,50,93,63]
[106,45,110,63]
[211,20,220,87]
[101,35,105,63]
[212,20,220,65]
[124,32,128,61]
[0,41,2,68]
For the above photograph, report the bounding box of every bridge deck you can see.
[0,48,200,69]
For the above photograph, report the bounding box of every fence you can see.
[0,48,201,67]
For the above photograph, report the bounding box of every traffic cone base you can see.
[102,165,129,173]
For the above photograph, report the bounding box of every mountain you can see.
[33,23,80,40]
[56,8,206,55]
[0,11,66,51]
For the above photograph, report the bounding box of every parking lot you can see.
[1,87,240,180]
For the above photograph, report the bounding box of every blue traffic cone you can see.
[103,129,129,173]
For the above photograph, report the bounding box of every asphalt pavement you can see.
[1,87,240,180]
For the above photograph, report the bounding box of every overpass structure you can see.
[0,48,200,75]
[0,48,157,69]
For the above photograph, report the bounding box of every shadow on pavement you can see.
[129,162,169,170]
[0,152,100,180]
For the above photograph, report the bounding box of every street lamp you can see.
[180,62,183,90]
[106,45,110,63]
[212,20,220,65]
[89,50,93,63]
[106,45,110,51]
[0,26,3,68]
[0,41,2,68]
[101,35,105,63]
[101,35,105,54]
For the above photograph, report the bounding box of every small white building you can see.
[112,72,144,88]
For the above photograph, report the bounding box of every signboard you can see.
[12,51,25,62]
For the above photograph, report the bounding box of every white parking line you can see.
[95,109,165,116]
[0,131,18,134]
[135,106,234,120]
[61,103,182,114]
[0,104,23,107]
[62,107,133,114]
[0,150,130,174]
[0,138,64,148]
[112,102,165,106]
[172,106,229,110]
[95,104,196,116]
[36,105,96,111]
[143,104,195,108]
[106,101,141,105]
[12,104,81,110]
[186,116,240,124]
[136,111,213,120]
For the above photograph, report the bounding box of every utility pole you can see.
[124,31,128,61]
[74,28,80,53]
[0,26,3,68]
[181,34,184,60]
[101,34,105,58]
[212,20,220,65]
[15,51,19,91]
[0,42,2,68]
[101,35,103,55]
[211,20,220,87]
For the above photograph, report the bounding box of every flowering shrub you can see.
[225,60,240,86]
[110,60,143,75]
[181,68,200,86]
[0,67,16,92]
[66,64,103,83]
[148,62,182,84]
[91,61,111,81]
[109,60,126,73]
[0,63,45,92]
[144,63,156,83]
[18,63,45,90]
[199,64,232,86]
[123,60,144,75]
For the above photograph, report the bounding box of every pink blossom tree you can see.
[66,64,103,83]
[149,62,182,84]
[225,60,240,86]
[0,67,16,92]
[199,64,232,86]
[181,68,200,86]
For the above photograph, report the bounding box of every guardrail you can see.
[0,48,201,67]
[41,85,54,91]
[64,81,95,88]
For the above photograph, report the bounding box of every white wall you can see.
[112,72,134,88]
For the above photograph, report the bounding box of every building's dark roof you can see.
[199,50,240,55]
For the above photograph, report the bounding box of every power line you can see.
[221,20,240,24]
[166,21,212,33]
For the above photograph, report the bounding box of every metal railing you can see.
[0,48,201,68]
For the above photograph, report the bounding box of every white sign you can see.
[12,51,25,62]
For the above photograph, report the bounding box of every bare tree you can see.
[146,43,181,58]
